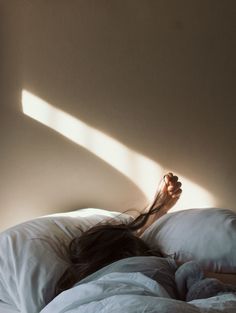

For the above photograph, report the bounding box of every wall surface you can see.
[1,0,236,231]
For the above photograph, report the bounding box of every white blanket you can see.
[40,271,236,313]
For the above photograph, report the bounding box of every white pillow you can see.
[141,208,236,274]
[0,208,132,313]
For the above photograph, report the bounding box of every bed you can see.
[0,208,235,313]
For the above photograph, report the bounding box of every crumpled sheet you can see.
[40,270,236,313]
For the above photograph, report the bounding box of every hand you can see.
[139,173,182,236]
[150,172,182,213]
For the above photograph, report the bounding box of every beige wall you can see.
[1,0,235,231]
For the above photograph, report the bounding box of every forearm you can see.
[136,172,182,236]
[136,209,166,236]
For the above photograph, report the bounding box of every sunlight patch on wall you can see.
[22,89,215,210]
[22,90,162,199]
[169,177,214,211]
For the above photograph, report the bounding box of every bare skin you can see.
[138,172,182,236]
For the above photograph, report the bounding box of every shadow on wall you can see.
[1,1,236,231]
[22,89,215,211]
[18,0,235,210]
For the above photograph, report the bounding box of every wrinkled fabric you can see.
[40,257,236,313]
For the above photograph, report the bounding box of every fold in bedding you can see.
[0,301,20,313]
[39,271,236,313]
[40,257,236,313]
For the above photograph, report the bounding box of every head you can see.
[55,204,163,296]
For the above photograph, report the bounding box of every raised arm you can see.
[137,172,182,236]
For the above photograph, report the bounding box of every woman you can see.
[55,172,182,296]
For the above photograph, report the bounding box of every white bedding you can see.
[0,302,20,313]
[39,257,236,313]
[0,209,133,313]
[1,208,236,312]
[39,271,236,313]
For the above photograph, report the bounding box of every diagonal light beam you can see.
[22,89,215,210]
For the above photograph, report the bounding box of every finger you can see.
[164,173,173,184]
[171,189,182,198]
[168,181,182,190]
[169,175,179,184]
[168,184,182,197]
[168,181,181,192]
[166,178,178,189]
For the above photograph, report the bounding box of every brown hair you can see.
[55,202,164,296]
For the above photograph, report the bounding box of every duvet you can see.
[40,257,236,313]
